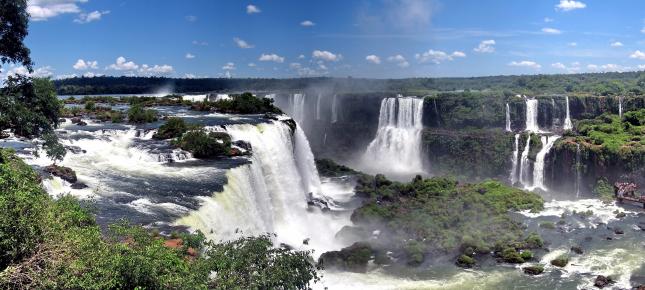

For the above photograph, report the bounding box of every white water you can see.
[182,94,208,102]
[528,135,560,191]
[316,94,322,120]
[525,98,540,133]
[575,143,582,198]
[551,98,556,129]
[178,121,350,255]
[509,134,520,184]
[331,94,338,123]
[290,93,306,124]
[518,134,532,187]
[618,96,623,118]
[563,96,573,130]
[505,103,512,132]
[362,96,425,176]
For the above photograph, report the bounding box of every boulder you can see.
[44,164,77,183]
[613,227,624,235]
[0,131,9,139]
[571,245,584,254]
[593,275,614,288]
[550,255,569,268]
[318,242,373,273]
[522,265,545,275]
[71,117,82,124]
[71,182,88,189]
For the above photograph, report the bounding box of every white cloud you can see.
[55,74,77,80]
[82,72,102,78]
[27,0,83,21]
[185,15,197,22]
[248,63,256,67]
[259,53,285,63]
[610,41,623,47]
[415,49,465,64]
[289,63,302,69]
[638,64,645,70]
[365,55,381,64]
[630,50,645,60]
[74,10,109,23]
[586,63,630,72]
[544,17,554,23]
[233,37,254,49]
[555,0,586,11]
[192,40,208,46]
[474,40,495,53]
[185,53,195,59]
[641,26,645,34]
[542,27,562,34]
[587,64,598,70]
[73,59,98,70]
[387,55,409,68]
[568,42,578,47]
[298,54,305,59]
[139,64,174,75]
[2,65,54,80]
[312,50,342,62]
[222,62,236,70]
[300,20,315,27]
[107,56,139,71]
[246,4,261,14]
[508,60,541,69]
[551,62,566,69]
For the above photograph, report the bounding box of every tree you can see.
[0,0,32,72]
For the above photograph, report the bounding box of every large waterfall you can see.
[518,134,532,186]
[178,121,349,254]
[290,94,306,124]
[505,103,512,132]
[316,94,322,120]
[525,98,540,133]
[509,134,520,184]
[529,135,560,191]
[563,96,573,130]
[331,94,338,123]
[575,143,582,198]
[362,96,425,176]
[618,96,623,118]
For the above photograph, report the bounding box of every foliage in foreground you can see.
[0,148,318,289]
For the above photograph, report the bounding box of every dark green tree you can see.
[0,0,32,71]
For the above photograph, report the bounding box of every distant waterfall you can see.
[525,98,540,133]
[316,94,322,120]
[575,143,582,198]
[505,103,512,132]
[331,94,338,123]
[529,135,560,191]
[519,134,532,186]
[618,96,623,118]
[178,121,347,254]
[290,94,306,123]
[563,96,573,130]
[551,98,556,128]
[363,96,424,175]
[509,134,520,184]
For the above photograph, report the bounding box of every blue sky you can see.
[6,0,645,79]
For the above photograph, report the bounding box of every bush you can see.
[84,101,96,111]
[456,254,476,268]
[550,255,569,267]
[153,117,190,140]
[173,129,232,158]
[127,104,158,124]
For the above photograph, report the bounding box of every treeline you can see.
[55,71,645,96]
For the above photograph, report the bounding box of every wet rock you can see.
[571,245,584,254]
[71,117,82,124]
[550,255,569,267]
[71,182,88,189]
[0,131,10,139]
[44,164,77,183]
[614,227,624,235]
[615,212,626,218]
[636,284,645,290]
[281,118,297,132]
[456,254,476,268]
[233,140,252,153]
[65,145,86,154]
[523,265,545,275]
[637,223,645,231]
[318,242,373,273]
[593,275,614,288]
[58,118,67,123]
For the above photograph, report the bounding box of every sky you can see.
[4,0,645,79]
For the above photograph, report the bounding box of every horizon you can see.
[2,0,644,80]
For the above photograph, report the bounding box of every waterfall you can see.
[575,143,582,198]
[618,96,623,118]
[529,135,560,191]
[362,96,424,175]
[316,94,322,120]
[551,98,556,128]
[509,134,520,184]
[177,121,348,254]
[519,134,532,186]
[505,103,512,132]
[290,94,306,123]
[525,98,540,133]
[563,96,573,130]
[331,94,338,123]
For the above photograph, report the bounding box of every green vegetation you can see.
[346,175,544,266]
[191,92,281,114]
[153,117,192,140]
[523,264,544,275]
[173,129,233,158]
[318,242,373,273]
[550,255,569,267]
[456,254,476,268]
[593,178,615,202]
[315,158,361,177]
[539,221,556,229]
[576,110,645,154]
[127,104,158,124]
[0,148,319,289]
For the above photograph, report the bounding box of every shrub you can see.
[84,101,96,111]
[550,255,569,267]
[127,104,158,124]
[456,254,476,268]
[153,117,189,140]
[173,129,232,158]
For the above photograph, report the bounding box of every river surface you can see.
[1,103,643,290]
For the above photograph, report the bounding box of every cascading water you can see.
[575,143,582,198]
[618,96,623,118]
[525,98,540,133]
[316,94,322,120]
[563,96,573,130]
[290,93,306,123]
[178,121,350,255]
[529,135,560,191]
[519,134,532,186]
[362,96,425,176]
[551,98,556,129]
[509,134,520,184]
[331,94,338,123]
[505,103,512,132]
